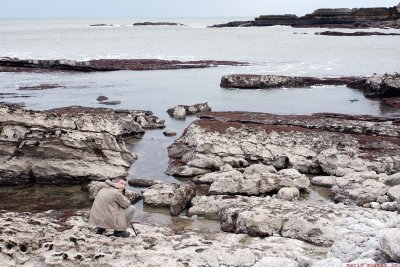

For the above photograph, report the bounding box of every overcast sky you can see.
[2,0,399,18]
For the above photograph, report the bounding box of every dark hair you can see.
[113,177,127,182]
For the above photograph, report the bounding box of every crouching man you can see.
[89,177,135,238]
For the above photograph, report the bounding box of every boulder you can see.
[277,187,300,201]
[128,178,163,187]
[142,183,178,207]
[170,182,196,216]
[379,229,400,262]
[311,176,337,187]
[96,96,109,101]
[208,167,309,196]
[163,130,177,136]
[387,185,400,201]
[384,172,400,186]
[167,103,211,119]
[331,172,390,206]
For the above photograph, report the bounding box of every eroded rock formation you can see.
[0,105,165,185]
[167,112,400,178]
[0,210,335,266]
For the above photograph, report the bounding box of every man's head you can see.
[113,177,127,192]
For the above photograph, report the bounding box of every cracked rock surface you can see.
[0,105,165,185]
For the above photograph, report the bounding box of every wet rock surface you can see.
[0,104,165,185]
[167,102,212,119]
[210,4,400,29]
[0,58,247,73]
[128,178,163,187]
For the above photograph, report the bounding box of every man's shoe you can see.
[95,227,105,235]
[113,230,130,238]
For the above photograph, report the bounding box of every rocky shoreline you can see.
[1,107,400,265]
[220,73,400,108]
[210,3,400,29]
[0,105,164,185]
[0,58,247,73]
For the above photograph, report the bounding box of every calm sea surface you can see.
[0,18,399,216]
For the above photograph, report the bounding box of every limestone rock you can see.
[331,172,390,206]
[388,185,400,201]
[384,172,400,186]
[0,210,326,266]
[379,229,400,262]
[170,182,196,216]
[215,197,400,247]
[167,102,211,119]
[253,257,299,267]
[167,112,400,182]
[328,232,386,263]
[128,178,163,187]
[0,105,166,184]
[142,183,178,207]
[311,176,337,187]
[208,167,309,196]
[124,190,142,203]
[348,73,400,98]
[163,130,177,136]
[277,187,300,201]
[221,74,355,89]
[87,181,109,200]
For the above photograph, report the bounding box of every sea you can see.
[0,18,399,225]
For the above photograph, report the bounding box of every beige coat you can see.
[89,180,131,231]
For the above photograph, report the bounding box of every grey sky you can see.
[2,0,400,18]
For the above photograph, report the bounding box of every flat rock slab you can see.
[0,211,329,266]
[205,196,400,246]
[0,105,164,184]
[220,74,358,89]
[167,112,400,179]
[0,58,248,73]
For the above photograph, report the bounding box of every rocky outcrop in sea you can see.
[0,58,247,73]
[221,73,400,107]
[210,3,400,29]
[0,105,165,185]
